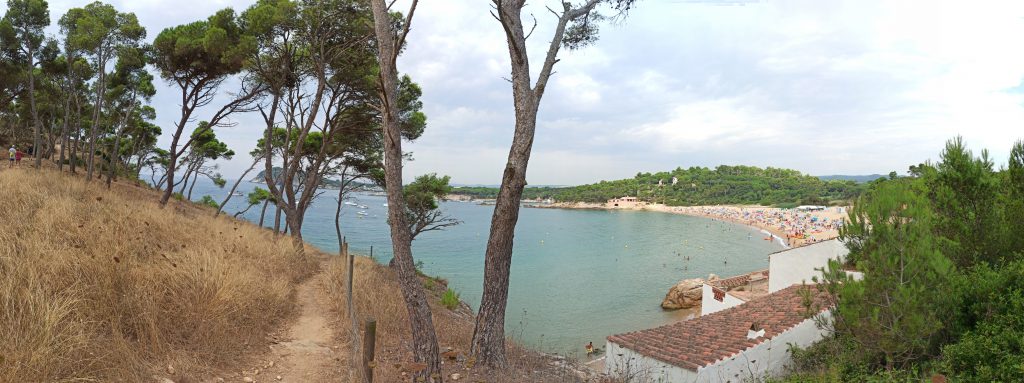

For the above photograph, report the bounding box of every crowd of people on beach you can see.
[673,206,845,246]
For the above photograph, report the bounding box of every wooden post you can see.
[369,245,373,261]
[363,318,377,383]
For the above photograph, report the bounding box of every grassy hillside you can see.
[0,169,317,381]
[452,165,865,206]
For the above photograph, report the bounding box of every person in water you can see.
[585,341,594,355]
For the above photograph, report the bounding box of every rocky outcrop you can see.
[661,277,705,310]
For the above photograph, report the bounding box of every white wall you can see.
[605,312,832,383]
[605,341,697,383]
[700,284,745,316]
[768,240,849,293]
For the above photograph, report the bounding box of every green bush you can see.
[942,307,1024,383]
[440,288,459,310]
[941,261,1024,382]
[198,195,220,209]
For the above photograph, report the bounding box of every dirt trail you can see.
[239,271,344,383]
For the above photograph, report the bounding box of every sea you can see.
[185,177,783,356]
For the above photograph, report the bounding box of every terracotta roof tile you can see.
[708,269,769,290]
[607,284,830,371]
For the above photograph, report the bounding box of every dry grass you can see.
[324,256,597,382]
[0,169,318,381]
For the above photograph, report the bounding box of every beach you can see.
[538,201,847,247]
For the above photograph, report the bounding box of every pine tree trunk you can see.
[470,0,595,367]
[274,204,282,234]
[259,200,269,227]
[87,49,107,181]
[70,94,81,174]
[370,1,442,381]
[216,158,260,217]
[58,78,72,172]
[27,45,42,169]
[186,169,200,200]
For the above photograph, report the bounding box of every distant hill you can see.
[451,165,867,206]
[816,174,886,183]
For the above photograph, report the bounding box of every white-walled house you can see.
[768,239,849,293]
[606,285,831,382]
[700,270,769,316]
[605,239,857,382]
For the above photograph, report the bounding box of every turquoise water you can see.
[189,179,783,355]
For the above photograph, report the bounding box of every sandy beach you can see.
[539,202,847,247]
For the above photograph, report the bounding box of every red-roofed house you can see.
[606,284,831,382]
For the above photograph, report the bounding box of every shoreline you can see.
[533,202,846,248]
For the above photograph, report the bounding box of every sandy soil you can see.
[540,202,848,248]
[208,271,344,383]
[271,273,342,382]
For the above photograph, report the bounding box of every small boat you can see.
[344,201,358,206]
[382,203,389,207]
[357,205,368,209]
[232,191,244,196]
[356,211,369,216]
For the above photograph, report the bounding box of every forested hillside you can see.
[452,165,865,206]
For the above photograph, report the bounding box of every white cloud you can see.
[17,0,1024,184]
[625,93,795,152]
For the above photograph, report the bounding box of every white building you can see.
[606,239,855,382]
[768,239,850,293]
[606,285,831,382]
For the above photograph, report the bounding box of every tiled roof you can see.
[607,284,830,371]
[708,269,769,290]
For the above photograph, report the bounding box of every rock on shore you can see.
[661,275,718,310]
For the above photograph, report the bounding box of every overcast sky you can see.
[25,0,1024,185]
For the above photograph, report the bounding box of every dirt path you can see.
[234,271,344,383]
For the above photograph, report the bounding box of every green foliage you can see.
[189,123,234,161]
[926,137,1006,268]
[831,178,953,368]
[804,137,1024,381]
[451,165,865,206]
[440,288,459,310]
[940,261,1024,382]
[247,187,273,205]
[3,0,50,55]
[152,8,251,83]
[198,195,219,209]
[783,335,929,382]
[404,174,460,238]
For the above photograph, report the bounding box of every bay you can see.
[186,177,783,356]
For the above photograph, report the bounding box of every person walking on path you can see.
[8,146,14,168]
[15,149,23,166]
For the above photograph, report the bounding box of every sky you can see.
[23,0,1024,185]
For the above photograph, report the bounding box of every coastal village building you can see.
[607,196,644,209]
[606,239,852,382]
[606,285,831,382]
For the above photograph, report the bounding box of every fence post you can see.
[363,319,377,383]
[369,245,373,261]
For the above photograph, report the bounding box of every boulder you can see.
[661,278,705,310]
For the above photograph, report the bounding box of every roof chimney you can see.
[747,322,765,339]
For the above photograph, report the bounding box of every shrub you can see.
[198,195,220,209]
[942,307,1024,383]
[440,288,459,310]
[941,261,1024,382]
